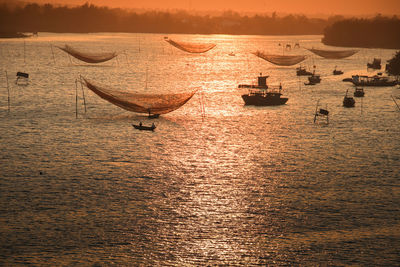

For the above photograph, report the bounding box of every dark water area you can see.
[0,33,399,265]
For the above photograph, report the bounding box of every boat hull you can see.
[343,97,355,107]
[132,124,156,131]
[242,95,288,106]
[352,81,397,86]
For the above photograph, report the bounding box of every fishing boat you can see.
[343,90,355,107]
[308,73,321,84]
[239,74,288,106]
[296,65,312,76]
[367,58,381,69]
[333,66,343,75]
[353,87,365,97]
[132,123,156,131]
[351,74,397,86]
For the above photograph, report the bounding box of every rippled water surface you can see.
[0,33,399,265]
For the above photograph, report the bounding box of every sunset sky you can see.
[25,0,400,16]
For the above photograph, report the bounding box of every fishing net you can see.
[253,51,307,66]
[57,45,118,63]
[82,78,198,115]
[307,48,358,59]
[165,39,216,53]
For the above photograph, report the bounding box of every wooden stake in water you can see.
[79,76,87,113]
[145,65,148,90]
[124,51,130,67]
[392,95,400,111]
[75,79,78,118]
[5,71,10,113]
[23,41,26,64]
[50,43,56,65]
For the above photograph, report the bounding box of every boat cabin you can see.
[238,73,269,89]
[367,58,381,69]
[354,87,365,97]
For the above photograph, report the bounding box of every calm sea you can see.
[0,33,399,265]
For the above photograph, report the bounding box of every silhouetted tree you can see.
[0,2,335,36]
[323,16,400,49]
[386,51,400,76]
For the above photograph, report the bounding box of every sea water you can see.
[0,33,399,265]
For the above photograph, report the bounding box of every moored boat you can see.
[132,123,156,131]
[296,65,312,76]
[240,74,288,106]
[308,73,321,84]
[343,90,355,107]
[351,74,397,86]
[333,66,343,75]
[367,58,381,69]
[353,87,365,97]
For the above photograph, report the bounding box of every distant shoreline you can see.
[0,32,32,38]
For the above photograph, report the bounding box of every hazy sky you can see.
[23,0,400,16]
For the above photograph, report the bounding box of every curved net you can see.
[307,48,358,59]
[82,78,198,115]
[253,51,307,66]
[165,39,216,53]
[57,45,118,63]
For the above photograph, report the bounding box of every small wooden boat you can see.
[132,123,156,131]
[308,73,321,84]
[343,90,355,107]
[296,65,312,76]
[353,87,365,97]
[333,66,343,75]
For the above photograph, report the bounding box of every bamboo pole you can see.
[313,100,319,123]
[75,79,78,118]
[5,71,10,113]
[124,51,130,67]
[23,41,26,64]
[79,76,87,113]
[392,95,400,111]
[50,43,56,65]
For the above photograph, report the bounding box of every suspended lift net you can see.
[253,51,307,66]
[57,45,118,63]
[165,38,216,53]
[81,78,198,115]
[306,48,358,59]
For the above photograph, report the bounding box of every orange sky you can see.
[22,0,400,16]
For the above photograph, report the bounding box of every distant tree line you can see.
[322,15,400,49]
[0,2,338,35]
